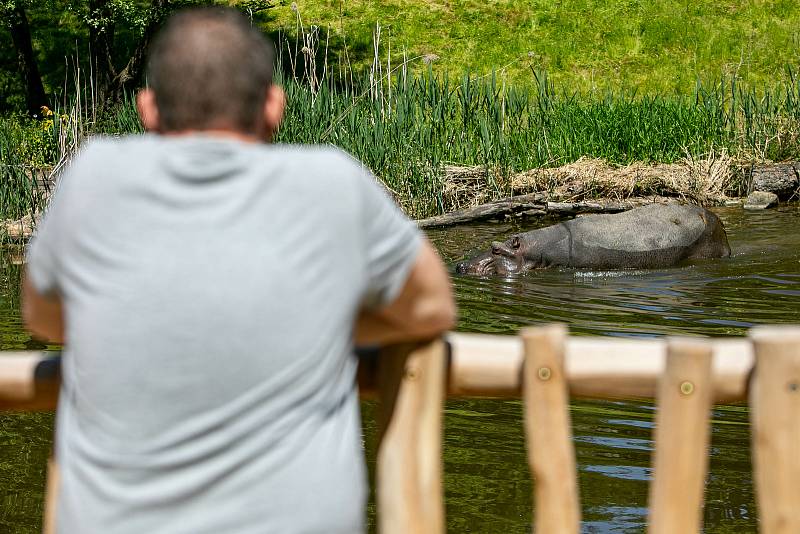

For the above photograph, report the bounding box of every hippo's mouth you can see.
[455,255,496,275]
[473,256,496,274]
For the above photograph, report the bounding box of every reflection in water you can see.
[0,206,798,533]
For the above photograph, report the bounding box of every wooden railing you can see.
[2,324,799,533]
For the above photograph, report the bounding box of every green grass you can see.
[266,0,800,95]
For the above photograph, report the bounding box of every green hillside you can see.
[268,0,800,94]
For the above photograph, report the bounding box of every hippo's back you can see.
[565,203,727,269]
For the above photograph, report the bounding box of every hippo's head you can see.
[455,235,536,275]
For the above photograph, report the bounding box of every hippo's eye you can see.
[510,236,521,250]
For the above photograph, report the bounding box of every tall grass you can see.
[275,60,799,216]
[1,28,799,220]
[0,94,93,225]
[0,59,143,230]
[0,119,53,223]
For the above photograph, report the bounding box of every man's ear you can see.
[262,84,286,140]
[136,89,160,132]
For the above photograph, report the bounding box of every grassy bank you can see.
[1,59,799,222]
[266,0,800,94]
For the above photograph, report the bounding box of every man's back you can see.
[27,135,421,532]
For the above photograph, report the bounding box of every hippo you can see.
[455,203,731,275]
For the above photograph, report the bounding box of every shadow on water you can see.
[0,207,798,532]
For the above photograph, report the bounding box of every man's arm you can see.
[354,238,456,346]
[21,273,64,344]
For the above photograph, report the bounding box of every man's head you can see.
[137,7,284,140]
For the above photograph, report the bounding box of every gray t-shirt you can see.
[26,135,422,534]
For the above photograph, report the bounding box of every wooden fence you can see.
[1,324,799,533]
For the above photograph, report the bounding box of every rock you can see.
[2,213,37,240]
[743,191,779,210]
[747,163,799,199]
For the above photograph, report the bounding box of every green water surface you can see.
[1,206,799,533]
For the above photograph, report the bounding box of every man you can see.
[23,7,455,533]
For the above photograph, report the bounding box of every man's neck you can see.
[159,129,265,144]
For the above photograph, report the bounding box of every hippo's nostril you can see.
[455,262,467,274]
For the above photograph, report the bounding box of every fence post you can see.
[648,338,713,533]
[749,326,800,534]
[522,324,580,534]
[42,456,59,534]
[376,339,447,534]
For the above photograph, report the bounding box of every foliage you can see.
[0,117,55,221]
[0,0,279,114]
[0,37,24,113]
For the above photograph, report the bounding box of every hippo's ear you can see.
[510,236,521,250]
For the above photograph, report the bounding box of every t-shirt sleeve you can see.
[357,165,423,310]
[25,142,90,296]
[26,190,64,296]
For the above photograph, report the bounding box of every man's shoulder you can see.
[71,134,155,165]
[85,133,151,150]
[273,144,362,170]
[266,144,375,192]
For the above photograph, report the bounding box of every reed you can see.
[275,66,799,216]
[0,119,52,224]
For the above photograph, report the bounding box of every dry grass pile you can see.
[440,165,509,212]
[1,213,37,241]
[441,151,738,211]
[512,150,736,204]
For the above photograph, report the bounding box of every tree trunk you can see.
[88,0,117,102]
[8,4,49,116]
[107,0,169,102]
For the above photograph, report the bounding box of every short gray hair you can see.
[145,7,275,133]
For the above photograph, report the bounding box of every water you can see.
[1,206,799,532]
[423,205,800,533]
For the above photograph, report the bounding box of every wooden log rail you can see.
[2,325,799,533]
